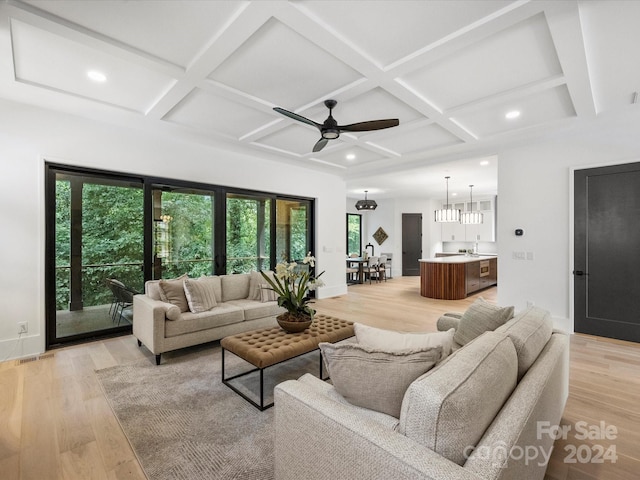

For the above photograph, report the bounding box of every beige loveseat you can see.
[274,306,569,480]
[133,272,284,365]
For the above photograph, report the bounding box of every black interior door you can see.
[574,162,640,342]
[402,213,422,276]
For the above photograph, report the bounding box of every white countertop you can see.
[419,255,497,264]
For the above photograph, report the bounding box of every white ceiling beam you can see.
[543,0,597,118]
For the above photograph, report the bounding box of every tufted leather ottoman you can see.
[221,314,354,410]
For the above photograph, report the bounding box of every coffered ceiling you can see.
[1,0,639,198]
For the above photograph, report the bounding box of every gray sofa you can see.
[274,306,569,480]
[133,271,284,364]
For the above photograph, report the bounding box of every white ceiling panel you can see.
[300,0,512,67]
[580,0,640,113]
[208,17,362,108]
[373,124,463,155]
[22,0,241,68]
[399,13,562,111]
[255,123,323,156]
[165,88,274,139]
[314,145,387,169]
[11,19,175,112]
[451,85,576,138]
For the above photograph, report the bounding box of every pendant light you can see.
[434,176,460,222]
[461,185,484,224]
[355,190,377,211]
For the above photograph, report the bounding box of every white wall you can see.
[0,99,347,360]
[497,109,640,331]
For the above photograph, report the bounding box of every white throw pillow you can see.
[319,342,442,418]
[453,297,514,346]
[183,277,218,313]
[354,323,455,360]
[259,283,278,302]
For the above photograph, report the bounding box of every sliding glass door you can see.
[226,193,272,273]
[50,170,144,343]
[152,187,215,279]
[277,198,311,262]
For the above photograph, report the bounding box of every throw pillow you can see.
[158,274,189,313]
[259,283,278,302]
[248,270,275,300]
[319,342,442,418]
[453,297,514,346]
[354,323,455,361]
[183,277,218,313]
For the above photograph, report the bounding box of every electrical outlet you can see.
[18,322,28,334]
[526,301,535,308]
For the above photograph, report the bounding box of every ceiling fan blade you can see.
[273,107,322,129]
[338,119,399,132]
[312,138,329,152]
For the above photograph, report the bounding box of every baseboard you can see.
[0,334,45,363]
[552,315,574,334]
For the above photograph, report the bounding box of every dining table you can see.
[346,256,369,284]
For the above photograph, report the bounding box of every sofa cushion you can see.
[319,342,441,418]
[220,274,251,302]
[158,274,189,313]
[225,299,283,321]
[164,303,244,338]
[183,277,218,313]
[354,323,455,361]
[453,297,514,346]
[495,306,553,380]
[399,331,517,466]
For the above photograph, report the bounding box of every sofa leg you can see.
[155,354,161,365]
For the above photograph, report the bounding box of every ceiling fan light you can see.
[355,190,377,211]
[322,129,339,139]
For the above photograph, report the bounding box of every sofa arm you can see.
[437,314,462,332]
[132,294,172,355]
[274,380,483,480]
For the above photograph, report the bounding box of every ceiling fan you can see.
[273,99,399,152]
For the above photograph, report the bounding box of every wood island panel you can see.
[420,261,467,300]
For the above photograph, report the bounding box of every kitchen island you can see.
[419,255,497,300]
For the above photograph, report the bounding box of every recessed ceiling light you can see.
[480,160,490,166]
[346,153,356,160]
[505,110,520,120]
[87,70,107,82]
[452,192,458,196]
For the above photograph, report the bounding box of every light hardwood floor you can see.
[0,277,638,479]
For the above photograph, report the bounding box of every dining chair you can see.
[377,254,388,282]
[346,253,359,284]
[363,255,379,284]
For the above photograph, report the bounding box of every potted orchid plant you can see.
[261,252,324,332]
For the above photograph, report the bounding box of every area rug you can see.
[95,343,319,480]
